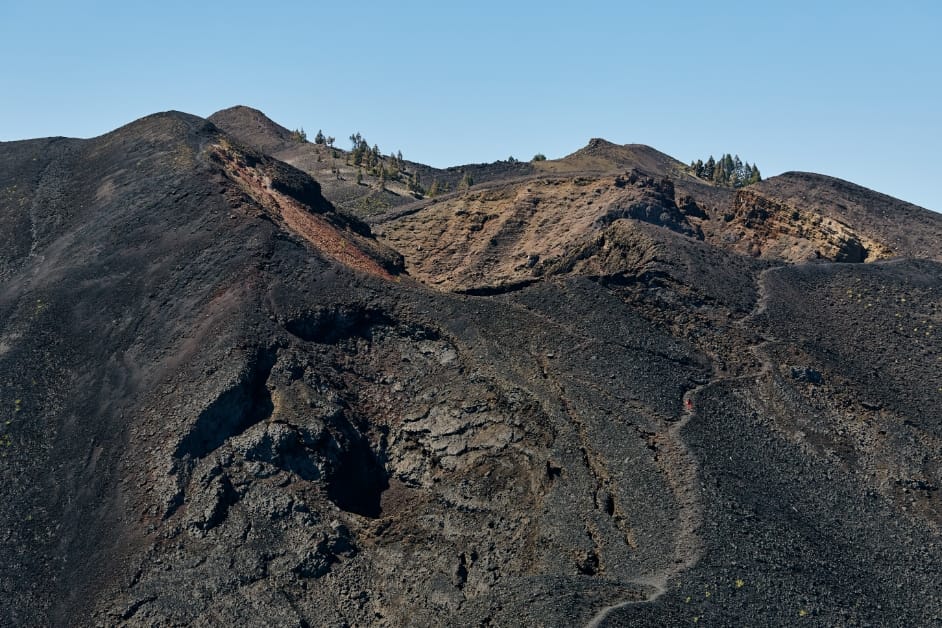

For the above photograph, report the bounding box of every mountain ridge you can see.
[2,107,941,627]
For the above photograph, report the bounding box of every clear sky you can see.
[2,1,940,211]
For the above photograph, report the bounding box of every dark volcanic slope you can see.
[0,112,407,624]
[597,258,942,626]
[206,105,297,155]
[2,109,942,627]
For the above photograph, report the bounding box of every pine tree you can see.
[348,134,371,167]
[314,129,326,145]
[722,154,735,182]
[713,161,725,185]
[748,164,761,185]
[704,156,716,179]
[408,172,424,195]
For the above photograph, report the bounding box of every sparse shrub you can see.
[532,153,547,162]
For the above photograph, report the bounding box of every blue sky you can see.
[2,1,940,211]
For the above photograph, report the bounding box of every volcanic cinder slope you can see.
[1,107,941,627]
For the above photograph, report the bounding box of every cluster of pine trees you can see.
[309,127,474,198]
[313,129,335,147]
[343,132,417,191]
[348,133,384,169]
[690,154,761,187]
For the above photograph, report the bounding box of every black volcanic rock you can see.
[1,108,941,627]
[208,105,297,154]
[595,170,704,239]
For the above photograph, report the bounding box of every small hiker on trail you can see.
[684,398,694,411]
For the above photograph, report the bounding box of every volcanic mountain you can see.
[1,107,941,627]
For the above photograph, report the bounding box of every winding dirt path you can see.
[583,267,780,627]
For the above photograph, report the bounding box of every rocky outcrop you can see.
[698,188,894,262]
[594,170,704,239]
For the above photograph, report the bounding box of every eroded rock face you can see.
[702,189,893,262]
[595,171,704,239]
[753,171,942,260]
[103,279,717,626]
[375,171,710,293]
